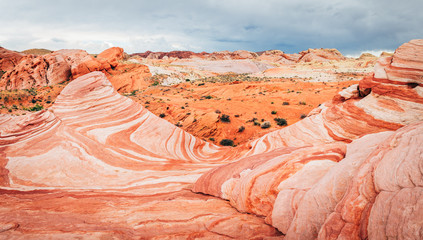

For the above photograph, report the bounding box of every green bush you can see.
[271,110,277,114]
[220,139,234,146]
[274,118,287,126]
[238,126,245,132]
[29,104,43,112]
[220,114,230,122]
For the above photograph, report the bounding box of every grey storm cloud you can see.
[0,0,422,55]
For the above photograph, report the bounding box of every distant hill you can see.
[21,48,52,55]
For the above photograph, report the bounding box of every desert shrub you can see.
[260,121,271,129]
[238,126,245,132]
[274,118,287,126]
[220,139,234,146]
[29,104,43,112]
[300,114,307,119]
[151,81,159,86]
[282,102,290,105]
[27,88,37,96]
[220,114,230,122]
[215,110,221,114]
[159,113,165,118]
[204,95,212,99]
[130,90,137,96]
[271,110,277,114]
[299,101,307,105]
[254,121,261,126]
[209,137,215,141]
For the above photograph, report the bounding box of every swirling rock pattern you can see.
[246,40,423,156]
[0,71,279,238]
[1,40,422,239]
[193,39,423,239]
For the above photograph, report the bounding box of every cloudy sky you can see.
[1,0,422,56]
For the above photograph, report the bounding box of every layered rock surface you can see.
[0,71,282,238]
[193,39,423,239]
[0,47,24,73]
[0,40,422,239]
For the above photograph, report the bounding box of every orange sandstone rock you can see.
[298,48,346,62]
[0,47,24,72]
[193,39,423,239]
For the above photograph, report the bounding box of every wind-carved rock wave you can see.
[0,70,279,238]
[193,39,423,239]
[0,71,243,192]
[0,40,422,239]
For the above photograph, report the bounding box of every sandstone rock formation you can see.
[0,47,24,72]
[96,46,125,68]
[0,40,421,239]
[298,48,346,62]
[257,50,295,64]
[193,39,423,239]
[0,71,279,238]
[0,47,150,91]
[0,53,71,90]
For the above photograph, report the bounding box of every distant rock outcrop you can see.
[298,48,346,62]
[0,53,71,89]
[0,47,150,91]
[0,47,24,72]
[21,48,52,56]
[96,47,125,68]
[257,50,295,64]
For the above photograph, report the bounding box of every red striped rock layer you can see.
[193,39,423,239]
[0,71,241,192]
[194,120,423,239]
[357,39,423,124]
[0,189,279,239]
[246,40,423,155]
[0,71,280,238]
